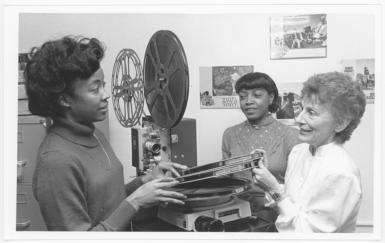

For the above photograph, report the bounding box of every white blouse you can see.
[275,142,362,233]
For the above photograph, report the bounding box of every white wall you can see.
[19,12,375,226]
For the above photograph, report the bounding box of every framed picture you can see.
[199,65,253,109]
[341,58,375,104]
[275,82,304,126]
[270,14,327,59]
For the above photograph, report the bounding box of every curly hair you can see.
[235,72,280,113]
[24,36,105,118]
[301,72,366,144]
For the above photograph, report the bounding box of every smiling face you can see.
[62,68,110,125]
[295,95,339,148]
[239,88,274,123]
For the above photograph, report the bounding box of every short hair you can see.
[287,92,295,101]
[24,36,105,118]
[235,72,279,113]
[301,72,366,144]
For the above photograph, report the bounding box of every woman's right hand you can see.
[125,178,186,210]
[252,161,280,194]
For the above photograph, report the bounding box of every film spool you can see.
[111,49,144,127]
[143,30,189,129]
[171,178,251,209]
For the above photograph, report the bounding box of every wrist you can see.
[126,195,140,212]
[268,184,286,203]
[141,174,151,184]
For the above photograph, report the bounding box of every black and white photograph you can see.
[275,82,303,126]
[1,2,384,243]
[341,58,375,104]
[270,14,327,59]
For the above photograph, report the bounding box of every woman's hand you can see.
[252,161,280,193]
[142,161,188,183]
[126,178,186,210]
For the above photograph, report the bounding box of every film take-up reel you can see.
[111,30,188,129]
[143,30,189,129]
[111,30,264,231]
[111,30,193,175]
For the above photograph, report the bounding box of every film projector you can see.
[111,30,264,232]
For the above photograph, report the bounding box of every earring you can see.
[59,96,70,107]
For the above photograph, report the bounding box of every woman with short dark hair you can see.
[222,72,300,231]
[25,36,187,231]
[253,72,366,232]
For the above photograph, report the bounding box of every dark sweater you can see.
[32,117,143,231]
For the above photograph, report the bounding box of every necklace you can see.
[93,133,112,170]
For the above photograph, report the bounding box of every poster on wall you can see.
[275,82,304,126]
[270,14,327,60]
[341,58,375,104]
[200,65,253,109]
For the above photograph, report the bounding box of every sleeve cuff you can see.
[103,200,138,231]
[277,197,299,219]
[125,177,144,196]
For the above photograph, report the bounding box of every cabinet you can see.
[16,182,47,231]
[17,53,47,231]
[17,116,49,231]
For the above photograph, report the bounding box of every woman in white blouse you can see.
[252,72,366,232]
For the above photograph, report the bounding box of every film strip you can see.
[176,150,264,185]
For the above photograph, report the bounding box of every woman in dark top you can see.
[222,72,300,231]
[25,36,187,231]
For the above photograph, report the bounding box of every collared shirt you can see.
[276,142,362,232]
[32,117,143,231]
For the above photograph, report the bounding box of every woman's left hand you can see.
[142,161,188,183]
[252,161,280,193]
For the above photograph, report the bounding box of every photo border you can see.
[1,1,383,243]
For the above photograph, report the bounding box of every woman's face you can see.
[238,88,273,123]
[64,68,110,125]
[295,95,338,148]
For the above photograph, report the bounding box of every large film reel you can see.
[111,49,144,127]
[171,178,251,209]
[159,150,264,210]
[144,30,189,129]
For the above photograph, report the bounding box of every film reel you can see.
[143,30,189,129]
[176,150,264,186]
[111,49,144,127]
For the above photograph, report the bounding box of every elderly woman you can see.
[253,72,366,232]
[25,36,187,231]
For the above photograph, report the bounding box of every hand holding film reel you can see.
[142,161,189,183]
[126,177,187,211]
[252,159,281,194]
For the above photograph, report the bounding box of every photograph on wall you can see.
[270,14,327,59]
[200,65,253,109]
[275,82,304,126]
[341,58,375,104]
